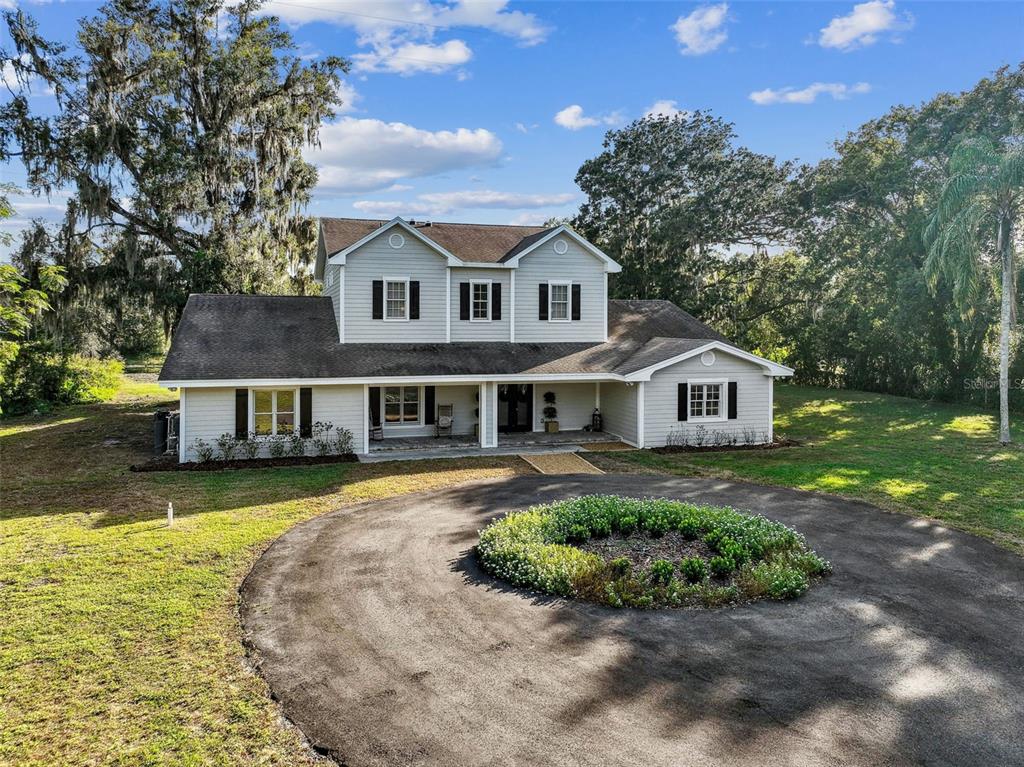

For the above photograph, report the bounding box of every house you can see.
[157,217,793,461]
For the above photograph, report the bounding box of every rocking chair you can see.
[369,415,384,441]
[434,404,454,438]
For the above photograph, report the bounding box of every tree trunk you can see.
[997,213,1013,445]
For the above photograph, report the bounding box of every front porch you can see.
[362,428,626,462]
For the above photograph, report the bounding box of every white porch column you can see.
[362,384,370,454]
[490,382,499,448]
[178,388,187,462]
[636,381,645,448]
[595,381,601,409]
[768,376,774,444]
[478,382,486,448]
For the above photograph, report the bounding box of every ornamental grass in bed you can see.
[476,495,831,608]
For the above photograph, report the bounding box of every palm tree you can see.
[924,137,1022,444]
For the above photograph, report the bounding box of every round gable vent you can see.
[553,239,568,255]
[388,232,405,249]
[700,350,716,367]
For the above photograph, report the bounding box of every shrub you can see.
[311,421,334,456]
[679,556,709,584]
[266,436,287,459]
[333,426,354,454]
[192,438,215,463]
[607,557,631,577]
[709,555,736,578]
[737,560,809,600]
[648,559,674,585]
[287,432,305,457]
[215,433,238,461]
[0,342,123,415]
[239,432,261,460]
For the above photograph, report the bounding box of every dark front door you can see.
[497,384,533,433]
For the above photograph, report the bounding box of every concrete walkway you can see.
[240,475,1024,767]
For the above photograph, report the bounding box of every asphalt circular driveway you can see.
[240,475,1024,766]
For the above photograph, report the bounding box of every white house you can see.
[158,217,793,461]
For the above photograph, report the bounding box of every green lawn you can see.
[2,379,1021,765]
[607,384,1024,554]
[0,378,527,766]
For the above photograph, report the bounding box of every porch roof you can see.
[159,295,737,384]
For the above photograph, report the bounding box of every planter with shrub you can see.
[542,390,558,433]
[476,495,830,608]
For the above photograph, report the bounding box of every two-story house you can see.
[158,217,793,461]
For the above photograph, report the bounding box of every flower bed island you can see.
[477,495,830,608]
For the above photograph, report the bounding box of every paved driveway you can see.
[240,475,1024,766]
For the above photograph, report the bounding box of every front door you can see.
[497,384,533,433]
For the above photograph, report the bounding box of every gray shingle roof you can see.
[158,295,734,382]
[319,217,553,265]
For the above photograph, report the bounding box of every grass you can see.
[605,385,1024,555]
[0,376,527,766]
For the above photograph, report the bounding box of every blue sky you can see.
[1,0,1022,252]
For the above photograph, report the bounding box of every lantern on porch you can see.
[591,408,603,432]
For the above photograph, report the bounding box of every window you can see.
[253,389,296,436]
[385,280,407,320]
[549,281,570,321]
[384,386,420,423]
[471,281,491,321]
[689,383,722,420]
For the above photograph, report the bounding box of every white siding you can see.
[343,233,447,343]
[599,381,638,445]
[449,268,512,341]
[323,262,343,340]
[513,237,607,342]
[180,385,364,461]
[643,351,772,447]
[532,382,597,431]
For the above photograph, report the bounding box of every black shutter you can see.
[571,284,581,320]
[677,383,688,422]
[409,281,420,319]
[424,386,436,424]
[538,283,548,320]
[460,282,470,320]
[372,280,383,319]
[491,283,501,320]
[728,382,738,420]
[369,387,381,426]
[300,387,312,437]
[235,389,248,438]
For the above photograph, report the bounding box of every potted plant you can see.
[542,391,559,433]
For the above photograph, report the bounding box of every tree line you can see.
[1,2,1020,439]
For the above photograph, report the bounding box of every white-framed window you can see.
[549,280,571,322]
[689,381,725,421]
[471,280,491,321]
[385,279,408,320]
[384,386,420,424]
[252,388,298,436]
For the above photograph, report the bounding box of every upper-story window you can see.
[471,281,491,321]
[549,281,570,321]
[385,279,408,320]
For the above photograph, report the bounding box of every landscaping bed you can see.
[651,437,800,454]
[476,495,830,608]
[131,452,358,472]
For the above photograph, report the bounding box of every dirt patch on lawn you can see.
[578,530,716,571]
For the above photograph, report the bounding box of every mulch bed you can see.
[578,530,717,571]
[130,453,358,472]
[651,437,800,455]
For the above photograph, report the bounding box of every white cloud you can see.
[553,104,623,131]
[749,81,871,105]
[644,99,686,119]
[818,0,913,51]
[353,190,574,217]
[671,3,729,56]
[508,212,548,226]
[307,117,503,193]
[0,0,16,9]
[263,1,550,78]
[352,39,472,75]
[335,81,360,113]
